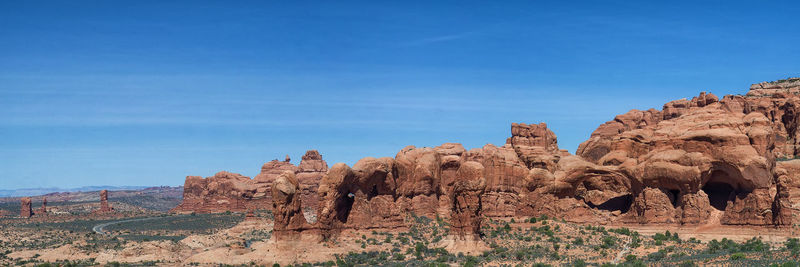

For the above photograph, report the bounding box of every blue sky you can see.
[2,1,799,189]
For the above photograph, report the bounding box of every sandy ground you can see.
[7,214,800,265]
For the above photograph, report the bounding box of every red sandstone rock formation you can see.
[172,171,255,213]
[98,190,113,213]
[171,150,328,214]
[20,197,32,218]
[36,197,47,216]
[574,80,799,226]
[450,161,486,239]
[175,78,800,242]
[272,171,313,240]
[296,150,329,211]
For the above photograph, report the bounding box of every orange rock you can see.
[20,197,32,218]
[272,171,311,240]
[98,190,113,213]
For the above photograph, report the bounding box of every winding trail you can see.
[612,237,632,264]
[92,216,166,235]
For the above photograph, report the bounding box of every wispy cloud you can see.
[401,31,477,47]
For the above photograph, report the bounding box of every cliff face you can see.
[175,78,800,240]
[170,150,328,214]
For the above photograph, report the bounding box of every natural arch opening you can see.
[700,163,755,212]
[702,182,734,211]
[335,192,355,223]
[588,194,633,213]
[668,189,680,207]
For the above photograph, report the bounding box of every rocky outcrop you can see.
[172,171,256,213]
[177,78,800,242]
[98,190,113,213]
[450,161,486,239]
[20,197,32,218]
[296,150,329,211]
[572,79,800,226]
[172,150,328,214]
[253,158,297,208]
[272,171,312,240]
[36,197,47,216]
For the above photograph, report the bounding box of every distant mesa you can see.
[171,78,799,242]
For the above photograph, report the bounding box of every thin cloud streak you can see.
[401,31,477,46]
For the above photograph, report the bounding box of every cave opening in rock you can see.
[590,194,633,213]
[368,185,378,199]
[668,189,680,207]
[703,181,734,211]
[701,165,754,212]
[335,192,355,223]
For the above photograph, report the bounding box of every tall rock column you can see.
[99,190,113,213]
[296,150,329,211]
[39,197,47,215]
[272,170,310,241]
[450,161,487,240]
[20,197,32,218]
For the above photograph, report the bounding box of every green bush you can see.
[647,250,666,261]
[787,238,800,256]
[571,259,587,267]
[730,252,746,260]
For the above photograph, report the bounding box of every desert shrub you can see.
[392,253,405,261]
[610,227,632,236]
[647,250,666,261]
[788,238,800,256]
[601,236,616,248]
[770,262,800,267]
[730,252,746,260]
[707,237,769,254]
[571,259,587,267]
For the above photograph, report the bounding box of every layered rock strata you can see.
[171,150,328,214]
[20,197,32,218]
[177,78,800,242]
[98,190,113,213]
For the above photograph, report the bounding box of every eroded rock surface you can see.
[172,150,328,214]
[174,78,800,243]
[20,197,32,218]
[272,171,312,240]
[37,197,47,215]
[98,190,113,213]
